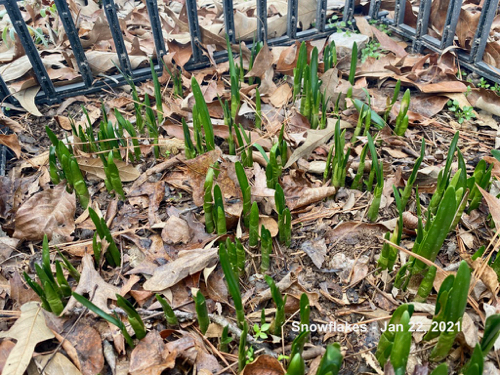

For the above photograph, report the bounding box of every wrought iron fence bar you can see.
[102,0,133,77]
[145,0,167,61]
[393,0,406,26]
[412,0,432,53]
[368,0,381,20]
[440,0,463,49]
[343,0,355,22]
[0,76,14,105]
[185,0,203,63]
[316,0,328,32]
[469,0,497,64]
[53,0,93,87]
[223,0,236,43]
[287,0,298,39]
[256,0,268,42]
[4,0,58,102]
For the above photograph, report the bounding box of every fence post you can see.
[53,0,93,87]
[412,0,432,53]
[186,0,203,64]
[440,0,463,48]
[256,0,267,42]
[145,0,167,62]
[316,0,328,32]
[469,0,498,64]
[102,0,133,76]
[4,0,57,102]
[223,0,236,43]
[287,0,298,39]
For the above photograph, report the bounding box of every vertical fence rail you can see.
[316,0,328,32]
[343,0,355,22]
[0,76,12,104]
[223,0,236,43]
[4,0,58,102]
[469,0,497,64]
[412,0,432,53]
[368,0,381,20]
[440,0,463,48]
[287,0,298,39]
[145,0,167,61]
[53,0,93,87]
[102,0,133,76]
[256,0,267,42]
[186,0,203,63]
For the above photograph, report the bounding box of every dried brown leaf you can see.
[13,183,76,241]
[371,25,408,58]
[241,355,285,375]
[77,157,140,182]
[0,302,55,375]
[0,134,21,158]
[63,254,121,314]
[476,185,500,231]
[143,248,218,291]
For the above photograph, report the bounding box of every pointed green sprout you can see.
[191,76,215,151]
[194,290,210,335]
[116,294,146,339]
[367,133,384,222]
[300,293,310,329]
[104,152,125,199]
[248,201,260,248]
[293,42,307,102]
[255,87,262,129]
[226,36,241,120]
[265,275,287,336]
[220,325,233,352]
[375,304,414,369]
[219,243,245,329]
[348,42,357,86]
[316,343,343,375]
[400,138,425,209]
[203,165,216,233]
[235,161,252,227]
[150,59,163,125]
[287,352,305,375]
[260,225,272,272]
[425,261,471,361]
[238,321,248,373]
[325,120,350,188]
[156,294,178,326]
[384,80,401,122]
[394,89,410,136]
[88,207,121,267]
[213,185,227,235]
[182,118,196,159]
[73,292,135,348]
[275,183,292,246]
[378,186,403,271]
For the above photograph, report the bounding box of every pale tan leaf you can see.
[0,134,21,158]
[284,119,339,169]
[477,185,500,231]
[20,151,49,170]
[13,86,43,116]
[13,183,76,241]
[54,115,73,131]
[34,353,82,375]
[241,355,285,375]
[63,254,121,314]
[0,115,25,133]
[0,302,55,375]
[76,157,140,182]
[269,84,292,108]
[245,43,273,78]
[287,186,337,210]
[143,248,218,292]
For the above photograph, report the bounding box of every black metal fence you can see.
[0,0,499,107]
[364,0,500,83]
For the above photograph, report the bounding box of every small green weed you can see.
[447,100,476,124]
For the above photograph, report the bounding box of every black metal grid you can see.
[367,0,500,83]
[2,0,500,107]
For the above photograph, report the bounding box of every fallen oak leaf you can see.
[0,302,55,375]
[476,185,500,231]
[13,183,76,242]
[63,254,121,314]
[0,134,21,158]
[143,248,218,291]
[33,353,82,375]
[371,25,408,58]
[77,156,140,182]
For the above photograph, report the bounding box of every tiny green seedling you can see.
[447,100,476,124]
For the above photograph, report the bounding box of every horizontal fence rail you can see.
[0,0,500,106]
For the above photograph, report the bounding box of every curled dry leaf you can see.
[13,183,76,241]
[63,254,121,314]
[0,115,25,133]
[476,185,500,231]
[54,115,73,131]
[0,302,55,375]
[143,248,218,291]
[161,216,192,244]
[129,331,175,375]
[77,157,140,182]
[241,355,285,375]
[286,186,337,210]
[64,323,104,375]
[0,134,21,158]
[33,353,82,375]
